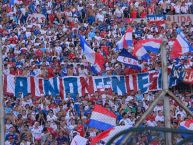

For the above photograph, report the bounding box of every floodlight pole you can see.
[0,40,4,144]
[161,40,172,145]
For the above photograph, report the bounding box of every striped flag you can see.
[89,105,116,130]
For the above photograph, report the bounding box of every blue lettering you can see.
[138,73,149,93]
[95,78,103,88]
[112,76,126,95]
[15,77,28,97]
[44,78,59,97]
[103,77,111,88]
[64,77,78,99]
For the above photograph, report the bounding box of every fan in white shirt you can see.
[181,5,189,13]
[49,121,57,131]
[175,108,187,119]
[114,8,122,18]
[154,104,163,114]
[31,122,43,141]
[125,95,134,104]
[96,12,104,22]
[146,117,157,127]
[174,5,181,14]
[47,111,57,122]
[155,110,164,122]
[119,113,134,126]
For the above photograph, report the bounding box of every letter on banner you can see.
[138,73,149,93]
[64,77,78,98]
[149,71,159,90]
[80,77,94,96]
[15,77,28,97]
[112,76,126,95]
[103,77,112,94]
[44,78,59,97]
[184,70,193,83]
[158,72,162,89]
[95,78,103,92]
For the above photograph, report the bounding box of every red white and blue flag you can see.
[170,32,193,59]
[90,126,131,144]
[133,39,162,60]
[79,35,105,73]
[137,39,162,54]
[115,28,133,52]
[133,43,150,60]
[89,105,116,131]
[179,119,193,138]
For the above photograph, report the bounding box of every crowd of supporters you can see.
[1,0,193,144]
[4,90,193,144]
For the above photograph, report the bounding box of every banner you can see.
[166,14,193,25]
[170,65,193,84]
[182,69,193,84]
[3,71,162,99]
[127,15,166,23]
[147,15,166,21]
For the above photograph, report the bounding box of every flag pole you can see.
[161,40,172,145]
[0,39,4,145]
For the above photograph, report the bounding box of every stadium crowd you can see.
[1,0,193,144]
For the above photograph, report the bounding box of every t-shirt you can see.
[155,115,164,122]
[47,115,57,122]
[31,126,43,140]
[147,120,157,127]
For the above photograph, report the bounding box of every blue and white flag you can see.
[117,49,141,70]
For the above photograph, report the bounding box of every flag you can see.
[170,32,193,59]
[79,35,105,72]
[90,65,99,75]
[137,39,162,54]
[179,119,193,138]
[89,105,116,131]
[133,43,150,60]
[117,49,141,70]
[149,20,166,28]
[90,126,131,144]
[115,28,133,52]
[70,135,88,145]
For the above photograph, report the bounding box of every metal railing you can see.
[106,127,193,145]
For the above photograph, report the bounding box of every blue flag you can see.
[117,49,141,70]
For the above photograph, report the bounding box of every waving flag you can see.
[137,39,162,54]
[170,32,193,59]
[148,20,166,28]
[89,105,116,131]
[117,49,141,70]
[179,119,193,138]
[79,35,105,72]
[133,43,150,60]
[115,28,133,52]
[91,126,131,144]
